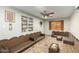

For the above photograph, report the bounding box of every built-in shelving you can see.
[28,18,33,31]
[21,16,28,32]
[21,16,33,32]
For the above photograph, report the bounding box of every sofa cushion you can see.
[36,32,41,37]
[63,37,74,45]
[6,38,20,48]
[10,37,18,40]
[10,40,32,52]
[0,37,23,49]
[0,39,9,47]
[30,33,37,41]
[0,39,10,53]
[18,35,29,42]
[0,45,10,53]
[24,34,30,41]
[30,32,44,41]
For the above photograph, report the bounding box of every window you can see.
[49,20,64,31]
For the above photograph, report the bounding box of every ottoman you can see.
[63,37,74,45]
[56,36,63,41]
[49,43,60,53]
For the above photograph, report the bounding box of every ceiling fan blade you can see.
[49,12,54,14]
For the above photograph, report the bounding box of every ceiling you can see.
[13,6,76,20]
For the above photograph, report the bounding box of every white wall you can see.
[44,19,70,35]
[70,9,79,40]
[0,7,44,40]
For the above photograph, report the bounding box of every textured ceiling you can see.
[13,6,76,19]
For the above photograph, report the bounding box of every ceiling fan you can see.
[40,10,55,19]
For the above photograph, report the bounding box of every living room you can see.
[0,6,79,53]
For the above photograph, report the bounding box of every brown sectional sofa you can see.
[0,32,45,53]
[63,33,75,45]
[51,31,69,37]
[51,31,76,45]
[30,32,45,41]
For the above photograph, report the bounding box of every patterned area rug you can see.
[23,36,55,53]
[23,36,79,53]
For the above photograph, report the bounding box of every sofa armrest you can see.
[0,45,10,53]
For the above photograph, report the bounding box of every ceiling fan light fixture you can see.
[44,15,48,19]
[42,15,48,19]
[40,10,55,19]
[49,14,53,17]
